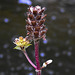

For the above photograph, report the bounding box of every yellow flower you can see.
[13,36,31,50]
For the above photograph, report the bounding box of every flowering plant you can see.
[13,6,52,75]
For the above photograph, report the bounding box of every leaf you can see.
[24,44,32,49]
[13,46,21,50]
[13,44,32,51]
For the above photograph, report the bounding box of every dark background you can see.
[0,0,75,75]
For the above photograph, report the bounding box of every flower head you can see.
[13,36,31,50]
[26,6,47,42]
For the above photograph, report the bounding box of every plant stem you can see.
[35,41,41,75]
[36,70,41,75]
[23,50,37,69]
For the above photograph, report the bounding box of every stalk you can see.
[34,41,41,75]
[23,50,37,69]
[26,6,47,75]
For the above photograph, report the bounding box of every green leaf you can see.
[13,46,21,50]
[13,44,32,51]
[24,44,32,49]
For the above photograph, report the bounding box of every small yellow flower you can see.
[13,36,31,50]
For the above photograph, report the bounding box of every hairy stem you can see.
[23,50,37,69]
[35,41,41,75]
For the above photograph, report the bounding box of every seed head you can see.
[26,6,47,42]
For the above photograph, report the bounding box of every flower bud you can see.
[42,59,53,68]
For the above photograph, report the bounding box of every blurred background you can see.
[0,0,75,75]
